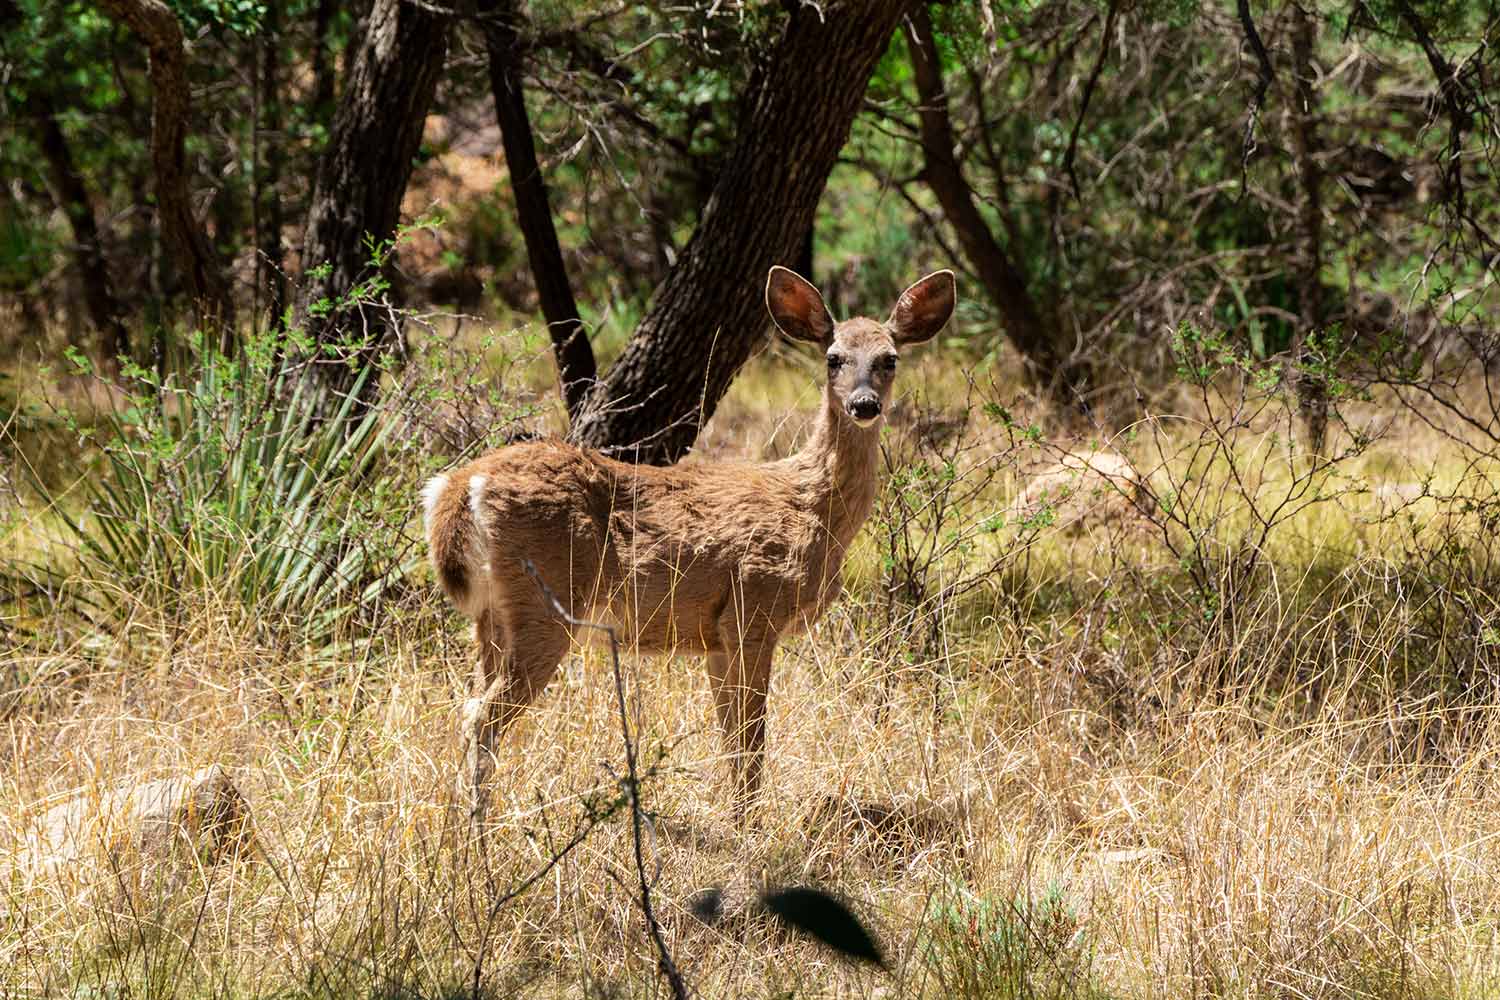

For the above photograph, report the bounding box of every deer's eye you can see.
[877,354,898,372]
[826,354,845,371]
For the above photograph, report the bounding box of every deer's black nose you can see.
[848,394,881,421]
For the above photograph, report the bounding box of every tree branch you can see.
[1391,0,1473,222]
[522,560,688,1000]
[907,4,1087,404]
[529,27,713,180]
[1062,0,1120,199]
[1236,0,1276,193]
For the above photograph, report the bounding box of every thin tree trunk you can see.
[295,0,451,388]
[480,0,596,419]
[310,0,337,117]
[907,5,1086,407]
[1288,2,1328,454]
[257,3,287,328]
[26,89,131,369]
[569,1,911,464]
[95,0,235,342]
[210,159,240,281]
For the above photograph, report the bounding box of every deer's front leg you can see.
[707,631,777,814]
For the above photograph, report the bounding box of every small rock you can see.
[25,765,251,883]
[1010,450,1147,533]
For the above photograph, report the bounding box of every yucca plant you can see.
[43,344,416,641]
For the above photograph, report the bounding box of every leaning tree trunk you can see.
[907,5,1087,408]
[26,87,131,368]
[295,0,450,389]
[567,0,912,465]
[95,0,235,344]
[480,0,596,419]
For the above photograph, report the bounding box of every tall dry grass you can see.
[3,331,1500,998]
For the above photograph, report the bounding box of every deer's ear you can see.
[766,266,835,344]
[889,270,956,345]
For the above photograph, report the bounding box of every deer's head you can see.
[765,266,956,428]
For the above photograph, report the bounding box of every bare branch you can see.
[520,560,688,1000]
[1062,0,1121,199]
[1236,0,1276,195]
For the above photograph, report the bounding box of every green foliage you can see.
[38,338,415,640]
[0,1,131,200]
[167,0,266,35]
[0,192,56,294]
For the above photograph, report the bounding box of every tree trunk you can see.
[256,2,287,329]
[295,0,451,386]
[95,0,234,341]
[907,6,1087,408]
[568,1,911,464]
[480,0,596,419]
[310,0,338,118]
[795,225,815,285]
[26,88,131,369]
[1288,2,1328,454]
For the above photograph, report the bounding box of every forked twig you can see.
[520,558,689,1000]
[1063,0,1120,200]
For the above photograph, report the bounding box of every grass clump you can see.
[13,339,429,645]
[918,881,1109,1000]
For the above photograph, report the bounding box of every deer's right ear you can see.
[766,266,835,344]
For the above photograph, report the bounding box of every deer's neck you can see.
[792,396,882,547]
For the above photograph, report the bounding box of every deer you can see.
[422,266,956,822]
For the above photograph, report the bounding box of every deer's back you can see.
[459,440,840,650]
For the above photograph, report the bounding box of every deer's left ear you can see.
[888,270,956,345]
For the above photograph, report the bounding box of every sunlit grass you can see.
[3,324,1500,997]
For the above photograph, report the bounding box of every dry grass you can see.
[4,340,1500,998]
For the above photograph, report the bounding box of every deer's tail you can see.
[422,472,487,616]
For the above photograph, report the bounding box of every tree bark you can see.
[256,2,287,329]
[95,0,235,341]
[26,88,131,369]
[1288,2,1328,454]
[568,1,912,464]
[907,5,1086,407]
[480,0,596,419]
[295,0,451,384]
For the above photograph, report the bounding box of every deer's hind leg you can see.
[462,593,570,824]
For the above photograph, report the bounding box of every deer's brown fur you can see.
[424,267,955,820]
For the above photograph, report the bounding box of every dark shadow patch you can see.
[759,885,886,968]
[685,883,886,969]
